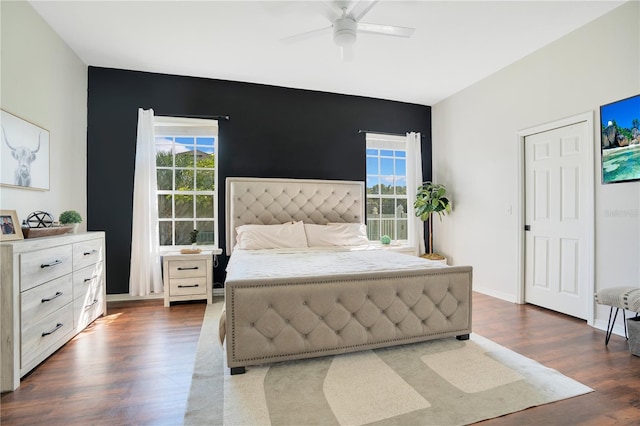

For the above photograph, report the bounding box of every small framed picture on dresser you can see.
[0,210,23,241]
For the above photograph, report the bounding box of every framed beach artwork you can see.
[0,210,24,241]
[600,94,640,184]
[1,110,50,190]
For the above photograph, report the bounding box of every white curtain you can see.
[406,132,426,255]
[129,108,162,296]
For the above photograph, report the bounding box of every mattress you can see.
[226,247,447,281]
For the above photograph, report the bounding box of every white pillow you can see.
[235,221,308,250]
[304,222,369,247]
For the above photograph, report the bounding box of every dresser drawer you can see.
[74,289,104,331]
[73,262,104,300]
[168,260,207,278]
[21,275,73,330]
[169,277,207,296]
[21,303,74,369]
[73,239,104,271]
[20,245,73,291]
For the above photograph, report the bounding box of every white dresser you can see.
[0,232,106,392]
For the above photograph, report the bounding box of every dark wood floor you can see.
[2,293,640,425]
[0,299,207,426]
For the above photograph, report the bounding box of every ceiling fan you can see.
[281,0,415,61]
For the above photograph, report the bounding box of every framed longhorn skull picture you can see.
[1,110,50,191]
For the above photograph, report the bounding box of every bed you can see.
[223,177,473,374]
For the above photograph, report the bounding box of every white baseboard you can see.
[475,288,631,338]
[593,317,631,339]
[473,286,519,303]
[106,293,164,302]
[108,289,224,302]
[107,286,629,339]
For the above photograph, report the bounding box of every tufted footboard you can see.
[225,265,472,372]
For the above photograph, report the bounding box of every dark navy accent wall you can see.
[87,67,432,294]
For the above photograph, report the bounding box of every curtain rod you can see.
[157,113,230,121]
[358,129,424,138]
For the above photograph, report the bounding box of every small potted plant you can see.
[58,210,82,233]
[180,229,202,254]
[189,229,199,248]
[181,229,202,254]
[414,182,451,260]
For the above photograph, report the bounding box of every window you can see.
[366,133,408,242]
[154,117,218,249]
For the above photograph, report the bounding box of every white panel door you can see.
[524,121,590,319]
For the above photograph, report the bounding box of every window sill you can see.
[159,246,223,255]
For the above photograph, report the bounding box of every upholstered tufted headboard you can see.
[226,177,365,254]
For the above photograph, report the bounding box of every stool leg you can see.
[605,307,620,346]
[623,309,628,340]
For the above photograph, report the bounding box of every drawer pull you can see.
[178,284,200,288]
[83,275,98,282]
[177,266,199,271]
[41,260,62,268]
[41,291,63,303]
[42,323,63,337]
[85,299,99,308]
[84,250,98,256]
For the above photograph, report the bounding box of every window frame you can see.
[365,133,409,242]
[154,116,219,252]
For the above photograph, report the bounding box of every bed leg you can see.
[230,367,246,375]
[456,334,470,341]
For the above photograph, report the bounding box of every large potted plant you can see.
[414,182,451,260]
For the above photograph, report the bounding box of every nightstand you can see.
[369,242,418,256]
[419,254,448,266]
[162,251,213,307]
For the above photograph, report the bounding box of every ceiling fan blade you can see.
[357,22,415,38]
[281,26,332,44]
[347,0,378,22]
[341,45,355,62]
[319,1,341,22]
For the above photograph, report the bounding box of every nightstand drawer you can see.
[168,260,207,278]
[20,245,73,291]
[169,277,207,296]
[21,275,73,330]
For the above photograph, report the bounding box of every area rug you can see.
[184,302,592,425]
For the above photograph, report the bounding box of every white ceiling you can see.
[29,0,624,106]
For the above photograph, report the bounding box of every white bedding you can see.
[225,247,447,281]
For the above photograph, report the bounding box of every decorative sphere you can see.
[380,235,391,245]
[26,211,54,228]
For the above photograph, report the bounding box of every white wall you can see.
[0,1,87,230]
[432,1,639,330]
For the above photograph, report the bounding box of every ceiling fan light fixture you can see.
[333,17,357,47]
